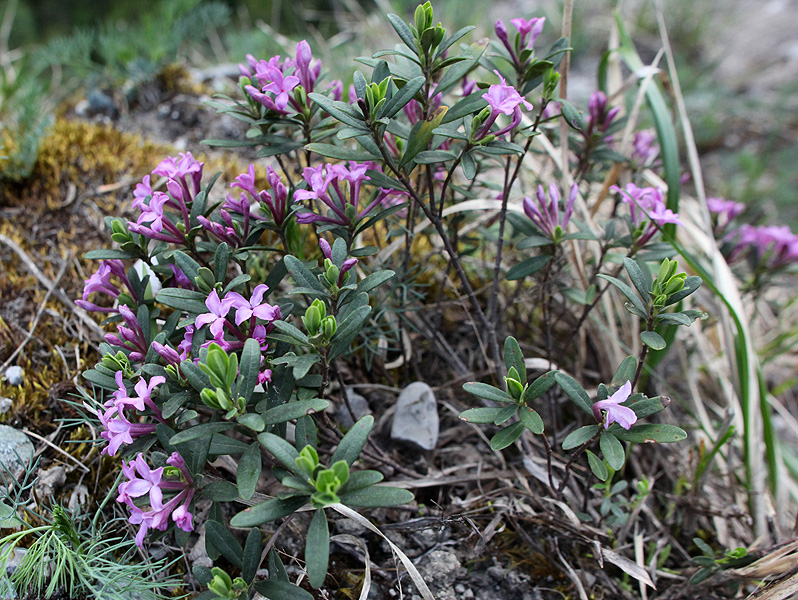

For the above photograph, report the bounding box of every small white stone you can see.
[4,367,23,386]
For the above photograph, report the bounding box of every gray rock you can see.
[337,388,372,428]
[390,382,439,451]
[35,466,66,500]
[0,426,34,480]
[417,549,464,599]
[3,368,22,387]
[0,399,11,415]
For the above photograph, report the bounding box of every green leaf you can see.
[554,372,593,415]
[624,257,651,300]
[461,150,476,179]
[399,106,448,169]
[596,273,647,316]
[379,75,425,119]
[562,425,600,450]
[331,415,374,466]
[665,276,702,305]
[260,399,330,426]
[258,432,300,472]
[640,331,666,350]
[270,320,310,345]
[586,449,608,481]
[611,356,637,387]
[209,433,249,456]
[83,248,138,260]
[522,371,557,403]
[237,413,266,433]
[340,470,384,493]
[237,443,262,501]
[386,14,417,50]
[459,407,506,424]
[442,92,487,123]
[284,255,325,293]
[600,432,625,471]
[506,255,552,280]
[201,480,239,502]
[355,270,395,295]
[490,421,525,451]
[231,496,308,527]
[517,234,554,249]
[435,39,487,96]
[170,422,233,445]
[205,520,243,568]
[306,509,330,588]
[156,288,209,314]
[462,382,513,403]
[519,407,544,434]
[271,353,320,381]
[503,337,526,382]
[612,423,687,443]
[329,305,372,360]
[305,143,379,161]
[253,580,313,600]
[493,405,519,425]
[414,150,459,164]
[243,528,263,584]
[239,337,262,402]
[558,98,584,130]
[338,485,414,507]
[307,93,367,128]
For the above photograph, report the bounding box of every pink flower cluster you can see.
[195,284,280,363]
[241,41,342,114]
[726,224,798,269]
[128,152,204,244]
[97,371,166,456]
[494,17,545,67]
[583,91,620,143]
[523,183,577,241]
[611,183,683,248]
[117,452,194,547]
[294,162,405,226]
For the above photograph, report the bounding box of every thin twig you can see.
[0,233,105,339]
[1,256,70,373]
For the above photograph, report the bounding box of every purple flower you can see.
[195,290,236,338]
[319,238,332,259]
[98,407,157,457]
[584,91,620,141]
[105,305,148,362]
[78,261,122,313]
[631,130,659,165]
[256,166,289,226]
[510,17,545,49]
[476,72,533,140]
[494,20,517,63]
[231,164,258,199]
[133,175,153,210]
[611,183,684,249]
[727,224,798,268]
[523,183,577,240]
[118,452,195,547]
[295,40,317,93]
[227,284,281,326]
[118,453,164,508]
[112,371,165,414]
[592,381,637,430]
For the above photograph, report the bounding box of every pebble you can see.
[0,399,11,415]
[3,367,22,387]
[0,426,34,479]
[337,388,372,428]
[390,382,439,451]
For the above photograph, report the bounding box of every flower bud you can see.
[303,304,323,336]
[321,315,337,341]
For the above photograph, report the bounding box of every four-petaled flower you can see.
[195,290,236,338]
[476,72,533,140]
[592,381,637,430]
[227,284,282,326]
